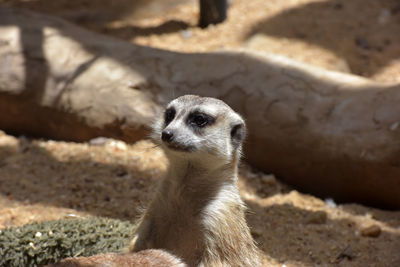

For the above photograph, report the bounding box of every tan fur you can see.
[46,250,187,267]
[130,95,261,267]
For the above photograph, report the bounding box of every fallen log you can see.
[0,8,399,208]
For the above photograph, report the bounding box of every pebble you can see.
[364,212,373,219]
[305,210,327,224]
[89,137,111,146]
[180,30,192,39]
[109,140,127,151]
[378,9,391,25]
[390,122,399,131]
[361,224,381,237]
[325,198,337,208]
[336,246,355,261]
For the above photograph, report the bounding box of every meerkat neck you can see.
[131,153,259,266]
[155,156,238,226]
[165,156,237,194]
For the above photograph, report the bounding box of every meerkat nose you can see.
[161,130,174,143]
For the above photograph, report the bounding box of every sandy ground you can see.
[0,0,400,266]
[1,132,399,267]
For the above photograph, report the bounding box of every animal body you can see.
[130,95,260,267]
[47,95,260,267]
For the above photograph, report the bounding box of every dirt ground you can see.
[0,0,400,266]
[1,131,399,267]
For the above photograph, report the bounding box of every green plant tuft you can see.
[0,217,135,267]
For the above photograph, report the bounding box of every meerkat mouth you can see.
[166,143,195,152]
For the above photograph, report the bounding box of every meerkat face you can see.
[152,95,246,165]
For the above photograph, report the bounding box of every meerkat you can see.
[130,95,260,267]
[47,95,260,267]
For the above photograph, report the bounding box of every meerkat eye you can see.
[188,112,214,128]
[193,114,208,127]
[164,107,176,125]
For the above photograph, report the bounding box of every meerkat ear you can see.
[230,122,246,149]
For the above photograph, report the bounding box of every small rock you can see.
[378,9,391,25]
[390,121,399,131]
[109,140,127,151]
[325,198,337,208]
[361,224,381,237]
[305,210,327,224]
[336,245,355,262]
[115,168,128,177]
[89,137,111,146]
[364,212,373,219]
[180,30,192,39]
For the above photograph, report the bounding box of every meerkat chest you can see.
[150,195,206,266]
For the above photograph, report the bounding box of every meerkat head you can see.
[152,95,246,166]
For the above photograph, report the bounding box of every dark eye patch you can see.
[187,111,215,128]
[164,107,176,125]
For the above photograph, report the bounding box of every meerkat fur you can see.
[130,95,261,267]
[46,250,187,267]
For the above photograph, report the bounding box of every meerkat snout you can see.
[161,129,174,143]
